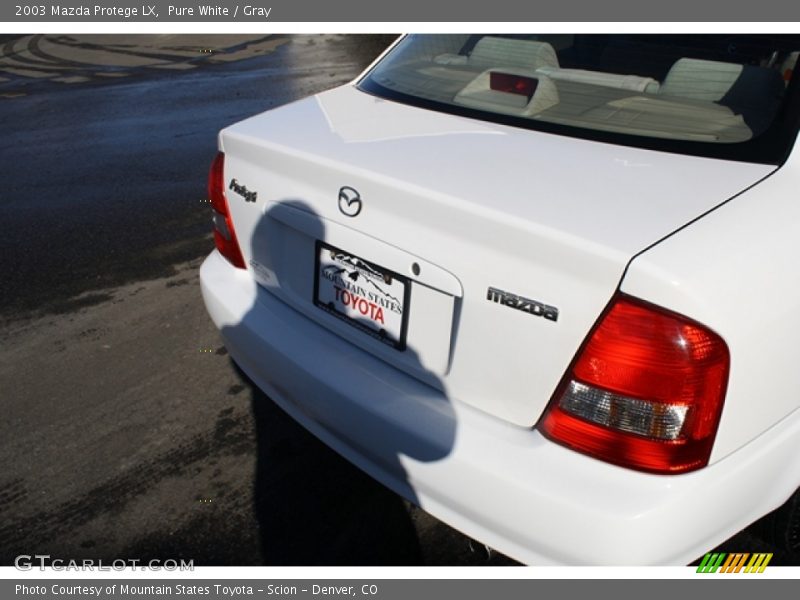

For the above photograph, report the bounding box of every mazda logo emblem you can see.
[338,186,362,217]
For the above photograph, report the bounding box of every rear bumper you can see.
[200,250,800,565]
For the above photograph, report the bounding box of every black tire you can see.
[758,488,800,555]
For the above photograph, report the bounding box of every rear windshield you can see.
[358,34,800,164]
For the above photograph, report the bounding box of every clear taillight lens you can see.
[539,295,730,474]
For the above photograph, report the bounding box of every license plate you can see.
[314,242,409,350]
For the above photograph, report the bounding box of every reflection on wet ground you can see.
[0,34,397,321]
[0,34,289,95]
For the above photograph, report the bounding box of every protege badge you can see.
[487,287,559,322]
[229,178,257,203]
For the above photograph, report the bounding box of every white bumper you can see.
[200,250,800,565]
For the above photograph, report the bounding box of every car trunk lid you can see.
[217,85,774,427]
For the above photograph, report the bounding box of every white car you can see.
[200,34,800,565]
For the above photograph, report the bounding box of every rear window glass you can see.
[358,34,800,164]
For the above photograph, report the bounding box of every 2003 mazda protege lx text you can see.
[200,34,800,564]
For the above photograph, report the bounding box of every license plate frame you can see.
[313,241,410,351]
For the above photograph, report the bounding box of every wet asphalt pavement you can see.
[1,34,382,319]
[0,33,795,568]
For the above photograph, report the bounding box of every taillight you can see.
[208,152,246,269]
[539,294,729,474]
[490,72,539,101]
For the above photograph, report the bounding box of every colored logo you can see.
[696,552,773,573]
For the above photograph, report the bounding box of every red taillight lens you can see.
[489,72,538,100]
[208,152,246,269]
[539,295,730,474]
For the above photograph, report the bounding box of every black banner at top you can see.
[4,0,800,22]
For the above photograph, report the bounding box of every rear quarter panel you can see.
[622,142,800,469]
